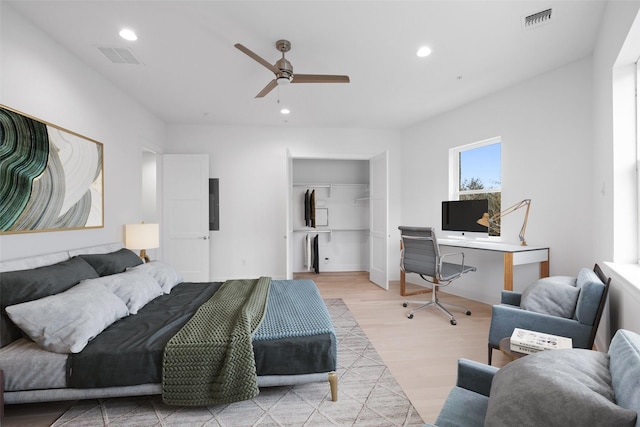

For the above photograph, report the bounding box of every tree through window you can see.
[451,138,502,236]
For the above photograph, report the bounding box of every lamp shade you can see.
[125,223,159,250]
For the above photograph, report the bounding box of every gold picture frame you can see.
[0,105,104,234]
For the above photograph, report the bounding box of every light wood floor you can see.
[2,272,510,426]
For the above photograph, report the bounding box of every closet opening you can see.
[291,159,370,274]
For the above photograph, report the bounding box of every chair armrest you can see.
[500,291,521,306]
[439,252,468,280]
[488,304,593,348]
[455,358,498,397]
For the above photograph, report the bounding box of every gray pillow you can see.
[0,257,99,347]
[79,270,163,314]
[520,276,580,318]
[128,261,183,294]
[485,349,637,427]
[79,248,143,276]
[5,281,129,353]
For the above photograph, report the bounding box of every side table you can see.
[499,337,528,361]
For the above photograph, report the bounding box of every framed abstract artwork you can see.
[0,105,104,234]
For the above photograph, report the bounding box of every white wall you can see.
[401,57,593,304]
[592,1,640,350]
[0,3,166,260]
[165,125,401,281]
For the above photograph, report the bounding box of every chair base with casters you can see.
[398,226,477,326]
[403,275,472,325]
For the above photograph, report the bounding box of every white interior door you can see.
[162,154,210,281]
[369,151,388,289]
[286,150,293,279]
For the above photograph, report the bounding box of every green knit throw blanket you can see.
[162,277,271,406]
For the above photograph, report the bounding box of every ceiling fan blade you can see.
[292,74,350,84]
[255,79,278,98]
[234,43,279,74]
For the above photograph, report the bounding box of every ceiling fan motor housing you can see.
[275,57,293,83]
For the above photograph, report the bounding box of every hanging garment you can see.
[304,233,312,271]
[304,190,311,227]
[313,234,320,274]
[310,190,316,228]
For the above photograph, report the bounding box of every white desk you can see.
[399,239,550,296]
[439,238,550,291]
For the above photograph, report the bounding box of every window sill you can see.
[602,262,640,303]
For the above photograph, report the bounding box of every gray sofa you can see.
[427,328,640,427]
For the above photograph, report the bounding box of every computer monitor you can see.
[441,199,489,239]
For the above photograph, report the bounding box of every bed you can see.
[0,243,337,409]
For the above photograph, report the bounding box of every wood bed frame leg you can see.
[328,371,338,402]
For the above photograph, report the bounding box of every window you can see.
[450,137,502,236]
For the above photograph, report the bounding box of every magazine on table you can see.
[510,328,572,353]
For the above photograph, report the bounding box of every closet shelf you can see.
[293,227,369,241]
[293,183,368,187]
[293,227,369,232]
[293,183,368,199]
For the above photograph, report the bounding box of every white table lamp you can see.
[125,222,159,262]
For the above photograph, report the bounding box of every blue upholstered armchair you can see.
[487,264,609,364]
[426,329,640,427]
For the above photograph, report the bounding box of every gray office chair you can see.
[399,226,477,325]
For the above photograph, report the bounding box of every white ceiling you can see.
[7,0,607,129]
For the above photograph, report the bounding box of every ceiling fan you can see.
[234,39,350,98]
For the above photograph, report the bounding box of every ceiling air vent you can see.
[522,8,552,30]
[97,46,142,65]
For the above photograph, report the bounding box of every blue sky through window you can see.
[460,143,501,190]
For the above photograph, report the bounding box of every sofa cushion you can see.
[520,276,579,318]
[5,281,129,353]
[79,248,143,276]
[128,261,183,294]
[0,257,99,347]
[435,386,487,427]
[609,329,640,418]
[485,348,637,427]
[573,267,605,326]
[80,270,163,314]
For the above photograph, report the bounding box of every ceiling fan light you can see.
[280,108,290,115]
[277,76,291,85]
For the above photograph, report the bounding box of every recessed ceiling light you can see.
[119,28,138,41]
[416,46,432,58]
[280,108,290,115]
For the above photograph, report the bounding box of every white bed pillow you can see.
[80,270,163,314]
[5,281,129,354]
[128,261,183,294]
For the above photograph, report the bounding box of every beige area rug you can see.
[52,298,424,426]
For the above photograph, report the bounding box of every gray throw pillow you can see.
[0,257,99,347]
[485,349,637,427]
[6,281,129,353]
[79,248,142,276]
[128,261,183,294]
[520,276,580,318]
[80,270,163,314]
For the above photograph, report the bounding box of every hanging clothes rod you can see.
[293,183,367,188]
